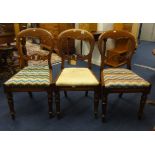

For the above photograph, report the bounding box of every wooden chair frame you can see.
[3,28,55,119]
[98,30,151,122]
[55,29,100,118]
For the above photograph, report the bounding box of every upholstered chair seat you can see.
[102,68,150,88]
[56,68,99,86]
[5,65,51,88]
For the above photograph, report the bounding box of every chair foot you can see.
[28,92,33,98]
[94,112,98,119]
[138,115,142,120]
[85,91,88,97]
[138,93,147,120]
[49,112,54,118]
[64,91,68,98]
[57,112,62,120]
[102,115,107,123]
[119,93,123,98]
[11,114,15,120]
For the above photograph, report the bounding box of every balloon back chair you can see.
[3,28,55,119]
[98,30,151,122]
[55,29,99,118]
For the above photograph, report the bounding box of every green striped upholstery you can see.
[102,68,150,88]
[5,66,51,88]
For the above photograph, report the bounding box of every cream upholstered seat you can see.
[56,68,99,86]
[102,68,150,88]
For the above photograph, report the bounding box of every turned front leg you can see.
[47,89,53,118]
[6,92,15,120]
[138,93,147,120]
[102,93,108,122]
[94,88,99,118]
[55,90,61,119]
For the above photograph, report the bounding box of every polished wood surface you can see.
[98,30,151,122]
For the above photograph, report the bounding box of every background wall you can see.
[140,23,155,41]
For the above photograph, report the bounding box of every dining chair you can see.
[55,29,99,118]
[98,30,151,122]
[3,28,55,119]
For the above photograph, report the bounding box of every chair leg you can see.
[28,92,33,98]
[55,90,61,119]
[6,92,15,120]
[102,93,108,122]
[127,61,131,70]
[94,89,99,118]
[119,93,123,98]
[138,93,147,120]
[85,91,88,97]
[64,91,68,98]
[47,90,53,118]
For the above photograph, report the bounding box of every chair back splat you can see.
[58,29,95,70]
[16,28,55,69]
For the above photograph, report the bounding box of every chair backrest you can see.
[98,30,136,71]
[58,29,95,69]
[16,28,55,69]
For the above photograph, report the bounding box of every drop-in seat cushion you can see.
[5,65,51,88]
[56,68,99,86]
[102,68,150,88]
